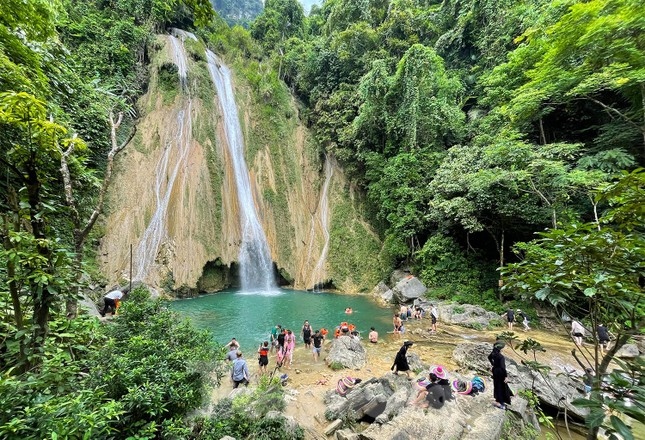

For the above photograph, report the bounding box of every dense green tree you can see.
[251,0,305,51]
[488,0,645,156]
[505,169,645,440]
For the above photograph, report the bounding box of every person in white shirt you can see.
[101,289,124,317]
[571,320,586,347]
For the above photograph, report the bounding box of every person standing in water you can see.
[393,314,402,339]
[596,324,610,354]
[488,340,511,409]
[301,320,313,349]
[368,327,378,343]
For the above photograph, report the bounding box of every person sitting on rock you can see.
[413,373,446,409]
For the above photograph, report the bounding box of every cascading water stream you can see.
[133,35,192,281]
[206,50,276,292]
[306,155,334,290]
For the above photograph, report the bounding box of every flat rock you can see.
[324,419,343,436]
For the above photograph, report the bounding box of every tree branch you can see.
[80,112,136,239]
[59,138,81,230]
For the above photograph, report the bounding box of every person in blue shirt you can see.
[231,351,250,388]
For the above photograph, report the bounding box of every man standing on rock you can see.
[312,329,324,362]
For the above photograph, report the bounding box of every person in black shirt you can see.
[501,309,515,330]
[488,340,511,409]
[312,329,325,362]
[301,320,313,348]
[516,309,531,331]
[597,324,610,354]
[391,341,414,378]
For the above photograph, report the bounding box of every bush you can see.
[189,378,303,440]
[329,361,345,371]
[415,235,497,301]
[87,299,221,438]
[0,316,122,439]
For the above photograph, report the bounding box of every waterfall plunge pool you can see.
[169,288,395,350]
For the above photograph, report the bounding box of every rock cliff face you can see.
[98,35,384,294]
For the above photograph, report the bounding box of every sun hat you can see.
[429,365,448,380]
[452,379,473,395]
[494,340,506,349]
[342,376,356,388]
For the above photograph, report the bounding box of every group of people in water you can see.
[393,303,438,338]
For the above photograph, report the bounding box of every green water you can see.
[169,288,395,349]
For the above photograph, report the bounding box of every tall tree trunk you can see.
[26,160,52,366]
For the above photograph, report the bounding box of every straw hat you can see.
[429,365,448,380]
[452,379,473,395]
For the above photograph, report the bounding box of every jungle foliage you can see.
[1,0,644,438]
[253,0,644,303]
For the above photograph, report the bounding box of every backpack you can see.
[471,376,486,395]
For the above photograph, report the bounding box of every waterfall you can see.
[206,50,276,292]
[133,35,193,281]
[306,155,334,290]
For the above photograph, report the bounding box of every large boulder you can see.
[390,269,412,286]
[438,303,501,328]
[614,343,640,359]
[634,336,645,355]
[392,276,427,303]
[453,342,499,374]
[326,371,537,440]
[453,342,588,420]
[326,336,367,370]
[510,364,589,420]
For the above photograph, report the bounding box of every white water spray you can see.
[306,155,334,290]
[206,50,276,291]
[133,35,193,281]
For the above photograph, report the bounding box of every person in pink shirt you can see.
[285,329,296,368]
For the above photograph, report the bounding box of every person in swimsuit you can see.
[393,314,402,339]
[368,327,378,343]
[257,341,269,374]
[301,320,313,349]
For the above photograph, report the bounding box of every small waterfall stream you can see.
[307,155,334,289]
[206,50,276,291]
[133,35,193,281]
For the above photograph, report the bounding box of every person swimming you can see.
[345,307,353,314]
